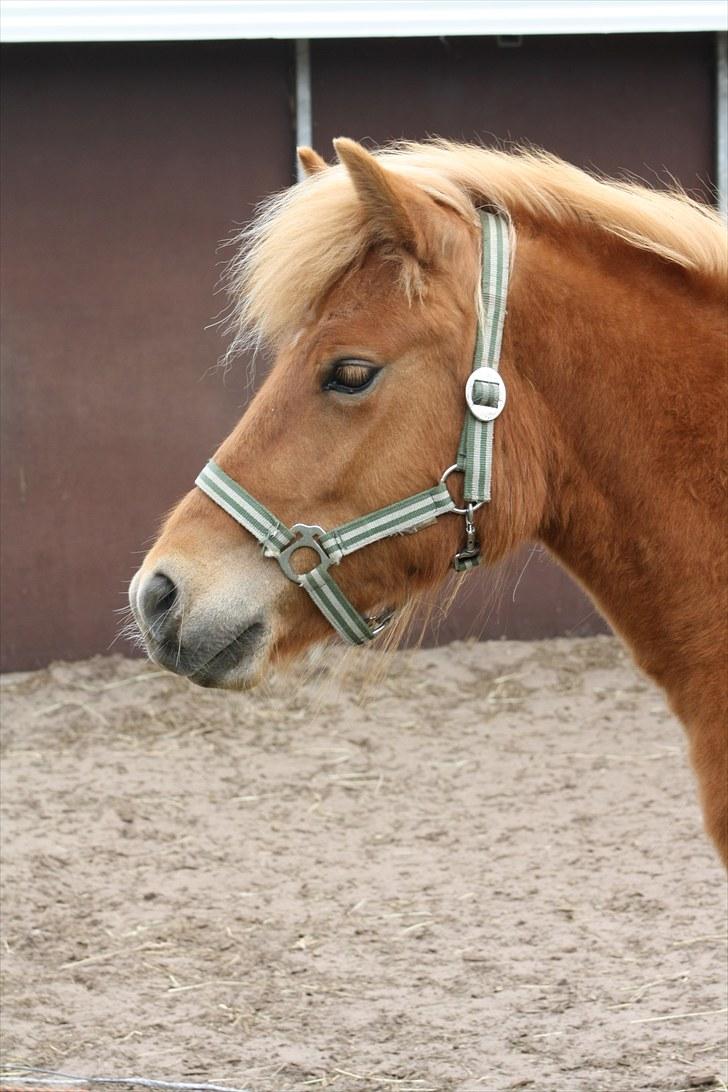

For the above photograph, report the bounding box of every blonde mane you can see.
[225,139,727,357]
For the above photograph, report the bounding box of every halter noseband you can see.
[195,211,510,645]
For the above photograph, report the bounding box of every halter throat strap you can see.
[195,210,511,644]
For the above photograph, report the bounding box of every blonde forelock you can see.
[223,139,727,363]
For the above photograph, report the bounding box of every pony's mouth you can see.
[143,619,268,689]
[187,622,267,688]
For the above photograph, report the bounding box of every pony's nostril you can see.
[139,571,179,637]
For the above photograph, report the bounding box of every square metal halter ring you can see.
[272,524,331,584]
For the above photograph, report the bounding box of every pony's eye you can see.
[324,360,380,394]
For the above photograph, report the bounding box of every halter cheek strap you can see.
[195,210,511,644]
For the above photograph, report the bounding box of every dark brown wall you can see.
[312,33,715,194]
[0,34,717,669]
[1,41,292,670]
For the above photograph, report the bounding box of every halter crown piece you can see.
[195,211,511,644]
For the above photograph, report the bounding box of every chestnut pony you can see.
[130,139,727,863]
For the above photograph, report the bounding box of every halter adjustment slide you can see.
[465,367,506,422]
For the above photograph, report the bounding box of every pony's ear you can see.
[297,146,327,177]
[333,137,431,260]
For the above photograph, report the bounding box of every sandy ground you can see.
[0,637,726,1092]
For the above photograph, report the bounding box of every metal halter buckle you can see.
[365,607,395,637]
[275,524,331,584]
[465,366,507,422]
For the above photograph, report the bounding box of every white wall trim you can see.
[2,0,727,44]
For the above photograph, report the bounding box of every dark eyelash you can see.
[323,360,380,394]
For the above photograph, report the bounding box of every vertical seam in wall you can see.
[717,31,727,217]
[295,38,312,181]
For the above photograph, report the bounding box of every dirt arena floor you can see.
[1,637,726,1092]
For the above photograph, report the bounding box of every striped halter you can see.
[195,211,510,645]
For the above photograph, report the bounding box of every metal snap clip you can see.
[453,503,481,570]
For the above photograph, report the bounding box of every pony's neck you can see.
[497,223,726,721]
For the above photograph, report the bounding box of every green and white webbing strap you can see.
[318,483,454,563]
[196,461,295,554]
[298,567,376,645]
[456,211,510,504]
[195,460,457,645]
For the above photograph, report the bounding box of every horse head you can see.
[129,140,488,687]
